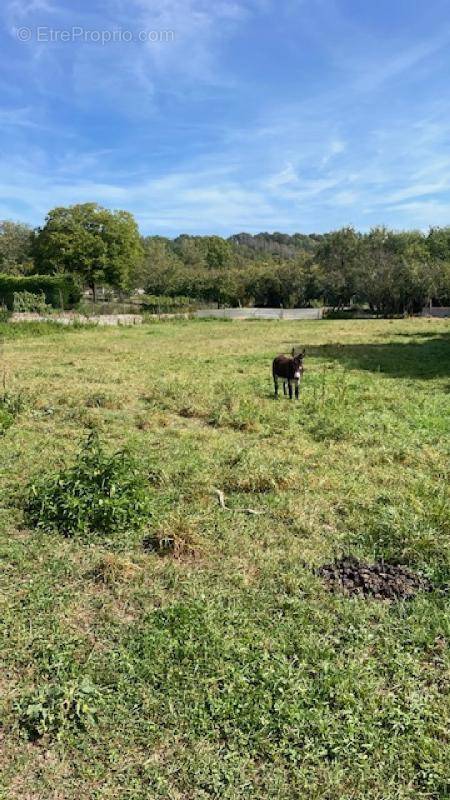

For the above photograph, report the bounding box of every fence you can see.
[195,307,324,320]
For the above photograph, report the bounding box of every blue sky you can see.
[2,0,450,235]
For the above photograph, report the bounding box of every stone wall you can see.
[10,312,143,326]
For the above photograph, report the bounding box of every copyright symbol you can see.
[16,27,32,42]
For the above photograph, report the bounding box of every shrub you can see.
[25,432,152,538]
[0,389,27,434]
[14,677,99,740]
[0,407,13,433]
[13,290,50,313]
[0,273,81,310]
[141,294,197,313]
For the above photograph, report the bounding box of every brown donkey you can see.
[272,348,305,400]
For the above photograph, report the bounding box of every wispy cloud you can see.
[2,0,450,233]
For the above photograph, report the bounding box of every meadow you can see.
[0,317,449,800]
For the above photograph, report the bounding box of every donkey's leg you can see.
[283,381,287,396]
[288,380,293,400]
[295,378,299,400]
[273,376,279,398]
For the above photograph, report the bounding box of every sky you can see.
[1,0,450,236]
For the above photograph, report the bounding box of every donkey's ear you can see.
[291,347,295,357]
[301,348,306,356]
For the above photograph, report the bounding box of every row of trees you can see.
[136,225,450,314]
[1,204,450,314]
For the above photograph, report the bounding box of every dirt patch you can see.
[317,557,430,600]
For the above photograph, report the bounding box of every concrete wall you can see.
[195,307,324,320]
[421,307,450,318]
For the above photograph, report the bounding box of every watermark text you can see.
[16,26,175,45]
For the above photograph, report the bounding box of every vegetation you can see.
[32,203,143,301]
[2,209,450,314]
[0,317,449,799]
[139,227,450,312]
[0,220,33,275]
[25,431,152,540]
[140,294,198,313]
[13,290,50,314]
[14,677,99,742]
[0,385,27,434]
[0,273,81,310]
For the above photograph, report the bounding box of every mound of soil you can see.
[317,557,429,600]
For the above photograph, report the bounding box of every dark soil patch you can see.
[317,557,430,600]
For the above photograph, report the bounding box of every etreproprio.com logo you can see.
[16,26,175,44]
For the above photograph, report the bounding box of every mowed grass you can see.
[0,317,449,800]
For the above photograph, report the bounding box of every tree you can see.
[358,228,433,316]
[135,236,182,292]
[316,227,361,308]
[426,228,450,305]
[33,203,143,300]
[204,236,231,270]
[0,220,34,274]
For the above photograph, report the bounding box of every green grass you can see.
[0,318,449,799]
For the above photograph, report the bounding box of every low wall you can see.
[10,312,143,326]
[10,308,325,324]
[195,307,324,320]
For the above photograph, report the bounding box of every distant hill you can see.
[228,232,326,259]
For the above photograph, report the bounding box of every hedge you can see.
[0,274,81,310]
[141,294,198,313]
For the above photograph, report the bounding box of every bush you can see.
[0,389,27,434]
[141,294,197,313]
[0,273,81,310]
[25,432,152,539]
[14,677,99,740]
[0,407,13,433]
[13,290,50,313]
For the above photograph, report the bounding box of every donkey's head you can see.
[291,347,306,377]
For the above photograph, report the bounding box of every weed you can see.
[24,431,152,539]
[14,677,99,741]
[0,377,27,433]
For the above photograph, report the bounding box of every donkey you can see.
[272,348,305,400]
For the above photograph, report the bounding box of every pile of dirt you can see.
[317,557,430,600]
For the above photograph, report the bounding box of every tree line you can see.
[1,203,450,314]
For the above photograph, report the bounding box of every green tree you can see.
[359,228,431,316]
[173,235,207,269]
[316,227,361,308]
[426,228,450,305]
[136,236,182,292]
[0,220,34,274]
[33,203,143,301]
[204,236,232,270]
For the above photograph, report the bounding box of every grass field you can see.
[0,317,449,800]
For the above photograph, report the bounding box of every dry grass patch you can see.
[143,511,203,561]
[91,553,142,585]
